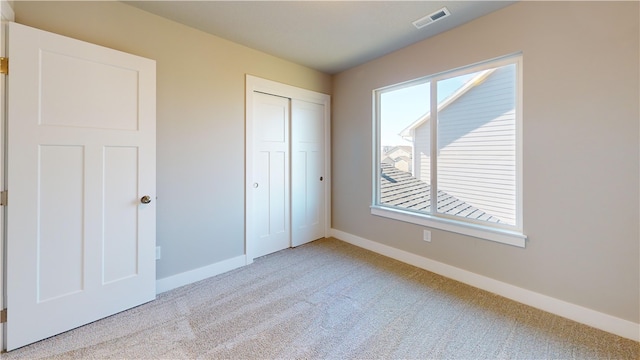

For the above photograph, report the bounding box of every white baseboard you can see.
[330,228,640,342]
[156,255,247,294]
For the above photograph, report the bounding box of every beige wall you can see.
[332,1,639,323]
[13,1,331,279]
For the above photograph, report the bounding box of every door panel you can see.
[103,146,139,284]
[37,145,85,302]
[40,50,139,130]
[251,93,290,258]
[291,99,326,246]
[268,151,288,235]
[6,22,156,350]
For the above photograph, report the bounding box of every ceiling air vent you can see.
[412,7,451,29]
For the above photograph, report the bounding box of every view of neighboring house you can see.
[380,163,502,223]
[398,65,517,225]
[381,145,412,172]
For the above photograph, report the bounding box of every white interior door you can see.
[251,92,291,258]
[0,3,14,352]
[5,22,156,350]
[291,99,326,246]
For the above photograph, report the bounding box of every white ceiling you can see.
[124,1,516,74]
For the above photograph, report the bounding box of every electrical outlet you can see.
[423,230,431,242]
[156,246,161,260]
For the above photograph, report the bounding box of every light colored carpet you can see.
[3,238,639,359]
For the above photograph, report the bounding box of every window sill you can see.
[370,206,527,248]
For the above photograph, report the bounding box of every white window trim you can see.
[371,206,526,247]
[372,53,526,248]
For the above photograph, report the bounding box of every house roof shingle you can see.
[380,163,501,223]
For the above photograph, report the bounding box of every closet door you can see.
[246,75,329,262]
[250,92,291,259]
[291,99,326,246]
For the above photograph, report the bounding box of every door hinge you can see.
[0,190,6,206]
[0,309,6,323]
[0,57,7,75]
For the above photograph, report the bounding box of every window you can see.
[372,54,525,247]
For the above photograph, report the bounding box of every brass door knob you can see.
[140,195,152,204]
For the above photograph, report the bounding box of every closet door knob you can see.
[140,195,152,204]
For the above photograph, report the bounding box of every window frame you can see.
[371,53,526,247]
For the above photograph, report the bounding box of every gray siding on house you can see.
[414,65,516,225]
[414,120,430,183]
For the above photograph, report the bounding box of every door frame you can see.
[0,1,15,351]
[245,75,331,263]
